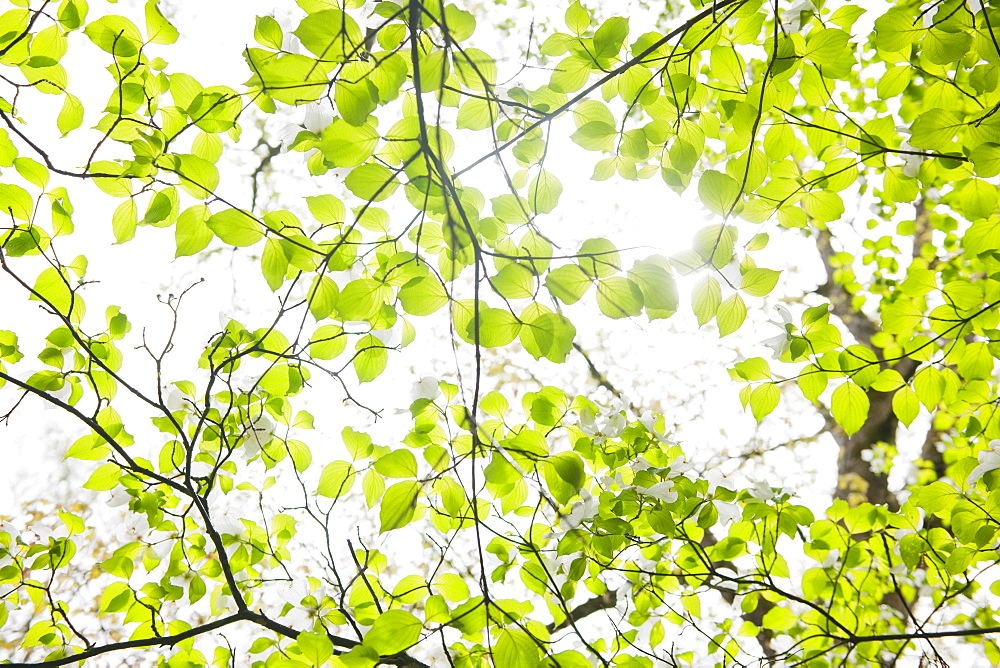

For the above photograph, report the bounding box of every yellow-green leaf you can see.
[831,381,869,436]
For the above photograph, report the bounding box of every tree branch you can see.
[546,591,617,633]
[6,610,430,667]
[815,227,877,347]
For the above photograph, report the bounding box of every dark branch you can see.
[547,591,617,633]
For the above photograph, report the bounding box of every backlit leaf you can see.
[207,209,262,247]
[831,381,869,436]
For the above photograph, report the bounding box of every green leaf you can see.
[870,368,905,392]
[520,310,575,363]
[716,293,746,336]
[175,205,213,257]
[733,357,770,382]
[66,436,109,461]
[877,66,911,99]
[83,463,121,491]
[456,97,498,131]
[513,138,546,166]
[629,257,678,319]
[831,381,869,436]
[909,109,959,149]
[578,238,620,278]
[492,193,530,224]
[316,461,356,498]
[363,469,385,508]
[296,632,333,666]
[924,28,971,65]
[892,386,919,427]
[880,169,913,204]
[380,481,420,532]
[415,49,450,93]
[317,119,380,167]
[288,439,312,472]
[374,449,418,478]
[308,275,339,320]
[14,157,47,191]
[698,170,740,216]
[693,224,737,269]
[551,56,591,93]
[345,163,399,202]
[802,191,844,223]
[545,264,592,305]
[964,218,1000,257]
[565,1,591,35]
[170,72,202,109]
[874,8,920,52]
[145,0,178,45]
[544,452,584,504]
[354,334,388,382]
[453,47,496,90]
[56,93,83,136]
[528,170,562,214]
[797,364,827,403]
[959,179,997,220]
[172,154,219,198]
[494,629,540,667]
[571,121,617,152]
[971,143,1000,178]
[254,15,284,50]
[594,17,628,58]
[474,308,521,347]
[840,344,880,389]
[261,238,288,291]
[761,606,797,633]
[912,480,960,515]
[188,86,241,133]
[338,279,383,321]
[763,125,795,160]
[98,582,132,614]
[207,209,262,247]
[363,609,421,655]
[691,276,721,326]
[247,51,330,104]
[740,268,780,297]
[492,263,536,300]
[58,0,88,30]
[142,190,174,226]
[84,15,142,57]
[399,276,449,316]
[336,62,379,125]
[803,29,850,63]
[596,277,643,318]
[913,366,944,409]
[881,298,923,334]
[294,9,364,62]
[749,383,779,422]
[0,183,33,221]
[305,194,345,224]
[30,267,78,319]
[309,324,346,360]
[342,427,373,460]
[111,199,136,244]
[433,573,469,602]
[958,341,993,380]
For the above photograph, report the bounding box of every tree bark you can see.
[814,200,937,509]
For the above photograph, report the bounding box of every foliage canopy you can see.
[2,0,1000,665]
